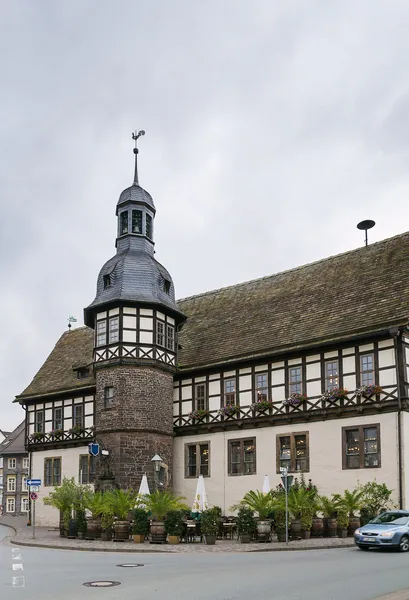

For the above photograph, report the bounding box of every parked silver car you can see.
[354,511,409,551]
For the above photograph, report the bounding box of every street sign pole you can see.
[284,470,289,546]
[32,498,36,539]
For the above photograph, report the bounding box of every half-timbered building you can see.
[15,142,409,525]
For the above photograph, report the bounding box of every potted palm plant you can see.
[273,508,287,542]
[43,477,78,537]
[318,495,338,537]
[132,508,149,543]
[100,491,115,541]
[201,508,220,545]
[165,511,185,544]
[300,506,313,539]
[109,489,137,541]
[237,507,256,543]
[142,490,188,544]
[335,488,363,535]
[337,509,349,538]
[83,491,105,539]
[231,490,274,541]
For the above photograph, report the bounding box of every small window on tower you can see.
[146,214,152,239]
[164,279,171,294]
[132,210,143,234]
[120,211,129,235]
[103,275,111,289]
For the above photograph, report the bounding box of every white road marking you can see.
[11,548,20,555]
[12,553,22,561]
[12,576,25,588]
[12,563,24,571]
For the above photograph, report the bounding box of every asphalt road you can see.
[1,526,409,600]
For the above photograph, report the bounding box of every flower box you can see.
[252,400,274,412]
[283,393,308,407]
[188,409,210,421]
[218,405,240,417]
[321,388,349,402]
[355,385,383,398]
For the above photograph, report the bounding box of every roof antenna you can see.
[68,315,77,331]
[132,129,145,185]
[357,220,375,247]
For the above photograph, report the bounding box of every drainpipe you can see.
[390,327,404,509]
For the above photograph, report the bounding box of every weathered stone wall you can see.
[94,364,174,491]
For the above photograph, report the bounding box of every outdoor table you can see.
[222,522,237,540]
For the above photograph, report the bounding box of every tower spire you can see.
[132,129,145,185]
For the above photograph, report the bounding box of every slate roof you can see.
[0,421,26,455]
[117,183,155,213]
[177,231,409,369]
[17,327,95,401]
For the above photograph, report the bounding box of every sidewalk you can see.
[0,516,355,553]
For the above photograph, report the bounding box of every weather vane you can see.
[68,315,77,331]
[132,129,145,185]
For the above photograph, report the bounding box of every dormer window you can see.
[132,210,142,234]
[103,275,111,289]
[164,279,171,294]
[77,367,90,379]
[146,214,152,239]
[120,211,129,235]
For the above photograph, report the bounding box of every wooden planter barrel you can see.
[327,518,338,537]
[150,521,167,544]
[348,517,360,537]
[300,530,311,539]
[290,519,301,538]
[114,521,130,541]
[311,517,324,537]
[86,518,102,540]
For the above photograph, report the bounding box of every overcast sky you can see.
[1,1,409,430]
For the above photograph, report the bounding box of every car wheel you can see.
[357,545,370,550]
[399,536,409,552]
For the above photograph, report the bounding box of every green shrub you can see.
[132,508,149,535]
[164,511,185,536]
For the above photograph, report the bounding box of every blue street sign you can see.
[88,442,100,457]
[26,479,41,486]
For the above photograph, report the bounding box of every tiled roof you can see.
[17,327,95,401]
[177,232,409,369]
[0,421,26,455]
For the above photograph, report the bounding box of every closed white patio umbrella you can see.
[191,475,209,518]
[262,475,271,494]
[138,473,150,496]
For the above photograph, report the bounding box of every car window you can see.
[371,513,409,525]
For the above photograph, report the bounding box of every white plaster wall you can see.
[31,445,91,527]
[402,412,409,509]
[173,413,399,514]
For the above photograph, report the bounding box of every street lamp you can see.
[280,467,294,546]
[151,454,163,490]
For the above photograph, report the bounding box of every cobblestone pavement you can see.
[0,516,355,553]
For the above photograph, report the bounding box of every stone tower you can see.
[84,131,186,491]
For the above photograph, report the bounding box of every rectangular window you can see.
[45,457,61,486]
[23,457,29,469]
[73,404,84,428]
[22,477,28,492]
[120,210,129,235]
[7,476,16,492]
[325,360,339,390]
[224,378,236,405]
[343,424,380,469]
[255,373,268,402]
[156,320,165,346]
[195,384,207,411]
[166,325,175,351]
[6,498,15,513]
[104,386,114,408]
[185,443,210,478]
[276,432,310,473]
[146,213,152,239]
[8,458,16,469]
[79,455,96,484]
[132,209,143,234]
[228,438,256,476]
[289,367,302,394]
[360,354,375,386]
[109,316,119,343]
[53,407,63,431]
[35,410,44,433]
[21,497,29,512]
[97,320,107,346]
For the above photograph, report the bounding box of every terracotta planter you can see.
[311,517,324,537]
[168,535,180,545]
[114,520,130,541]
[301,530,311,540]
[133,534,145,543]
[257,520,271,542]
[290,519,301,538]
[150,520,167,544]
[87,518,102,540]
[204,534,217,545]
[348,516,360,537]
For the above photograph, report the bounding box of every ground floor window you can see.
[276,432,309,473]
[342,424,380,469]
[6,497,15,513]
[228,438,256,476]
[44,457,62,486]
[79,455,96,484]
[185,442,210,478]
[21,497,29,512]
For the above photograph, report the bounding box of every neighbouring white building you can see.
[14,138,409,526]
